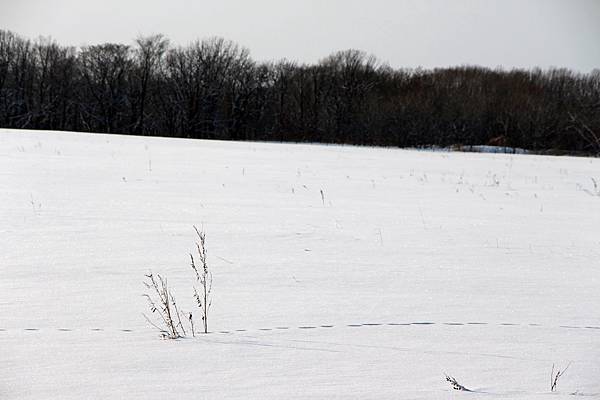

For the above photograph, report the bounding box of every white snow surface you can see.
[1,129,599,399]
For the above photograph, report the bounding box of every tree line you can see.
[1,29,599,154]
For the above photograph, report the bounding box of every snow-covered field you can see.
[2,128,599,399]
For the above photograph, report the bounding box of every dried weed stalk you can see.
[445,374,471,392]
[551,363,571,392]
[190,226,212,334]
[143,272,187,339]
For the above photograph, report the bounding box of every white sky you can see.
[1,0,599,71]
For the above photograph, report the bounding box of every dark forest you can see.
[1,30,598,154]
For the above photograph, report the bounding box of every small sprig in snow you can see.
[551,363,571,392]
[445,374,471,391]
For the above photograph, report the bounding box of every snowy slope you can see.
[1,128,599,399]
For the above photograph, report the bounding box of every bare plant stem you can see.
[444,374,471,392]
[191,226,212,334]
[143,272,183,339]
[551,363,571,392]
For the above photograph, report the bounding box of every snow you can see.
[1,128,599,399]
[456,145,530,154]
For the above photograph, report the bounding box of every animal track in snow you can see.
[4,321,600,335]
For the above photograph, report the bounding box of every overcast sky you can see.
[1,0,599,72]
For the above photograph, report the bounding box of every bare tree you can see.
[568,112,600,155]
[0,30,17,126]
[132,34,169,135]
[78,43,132,133]
[2,29,600,155]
